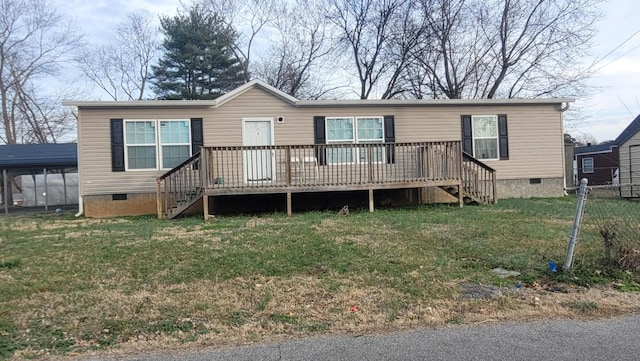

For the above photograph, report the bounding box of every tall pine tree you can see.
[152,5,245,100]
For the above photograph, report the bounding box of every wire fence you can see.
[580,183,640,271]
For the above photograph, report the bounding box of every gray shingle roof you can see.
[614,114,640,146]
[575,114,640,155]
[0,143,77,169]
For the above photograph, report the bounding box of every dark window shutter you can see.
[384,115,395,163]
[313,116,326,165]
[498,114,509,160]
[191,118,203,155]
[111,119,125,172]
[461,115,472,155]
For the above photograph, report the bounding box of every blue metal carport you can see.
[0,143,77,214]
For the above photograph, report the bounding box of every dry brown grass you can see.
[32,279,640,361]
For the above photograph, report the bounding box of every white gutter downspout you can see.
[75,195,84,217]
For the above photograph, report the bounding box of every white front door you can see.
[242,118,274,182]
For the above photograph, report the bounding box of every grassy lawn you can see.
[1,197,640,359]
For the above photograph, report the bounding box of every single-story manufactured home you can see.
[64,80,572,218]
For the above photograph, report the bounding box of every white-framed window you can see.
[326,116,384,164]
[471,115,499,160]
[582,157,594,173]
[124,119,191,170]
[326,117,355,164]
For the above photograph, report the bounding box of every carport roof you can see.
[0,143,77,170]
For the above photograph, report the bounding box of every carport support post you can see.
[62,170,68,205]
[3,169,8,214]
[43,168,49,212]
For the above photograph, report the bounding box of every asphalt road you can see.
[87,315,640,361]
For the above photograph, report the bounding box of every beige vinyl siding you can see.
[78,108,209,195]
[203,87,303,145]
[218,88,564,179]
[77,86,565,197]
[619,130,640,185]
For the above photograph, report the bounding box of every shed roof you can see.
[0,143,77,170]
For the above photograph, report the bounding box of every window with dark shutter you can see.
[498,115,509,160]
[461,114,509,160]
[384,115,395,163]
[313,116,327,165]
[461,115,473,155]
[111,119,125,172]
[191,118,203,154]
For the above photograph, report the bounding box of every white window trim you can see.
[471,115,499,161]
[123,119,191,171]
[582,157,594,174]
[325,116,385,165]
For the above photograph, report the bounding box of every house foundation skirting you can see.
[84,193,157,217]
[496,177,564,198]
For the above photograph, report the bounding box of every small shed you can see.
[617,114,640,197]
[0,143,78,214]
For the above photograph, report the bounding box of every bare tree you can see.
[12,82,77,143]
[407,0,601,99]
[253,0,338,99]
[326,0,422,99]
[197,0,280,83]
[77,11,160,100]
[0,0,83,144]
[407,0,491,99]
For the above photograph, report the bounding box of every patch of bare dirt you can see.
[245,217,274,228]
[43,218,130,230]
[420,224,455,237]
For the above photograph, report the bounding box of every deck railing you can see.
[200,141,462,192]
[156,141,497,219]
[462,152,497,203]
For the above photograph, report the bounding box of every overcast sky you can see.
[57,0,640,143]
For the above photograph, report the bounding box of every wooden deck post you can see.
[156,179,163,219]
[457,142,464,207]
[286,192,292,216]
[492,170,498,204]
[203,195,209,221]
[369,188,374,212]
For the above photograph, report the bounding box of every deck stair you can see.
[156,152,203,219]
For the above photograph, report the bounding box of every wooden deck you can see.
[156,141,496,219]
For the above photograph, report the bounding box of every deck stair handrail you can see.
[156,152,203,219]
[461,152,497,204]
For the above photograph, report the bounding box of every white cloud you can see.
[570,0,640,143]
[598,57,640,75]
